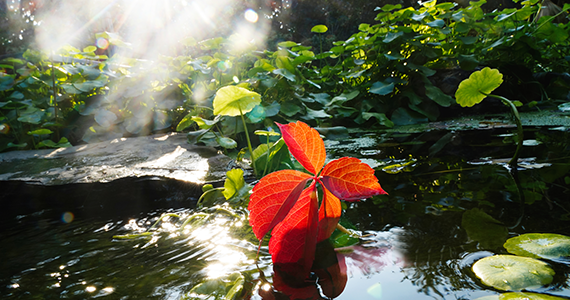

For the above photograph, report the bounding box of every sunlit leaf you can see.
[248,170,312,240]
[504,233,570,261]
[456,67,503,107]
[28,129,53,135]
[500,292,568,299]
[176,114,194,131]
[213,86,261,117]
[222,168,250,202]
[94,109,118,128]
[269,181,319,275]
[311,25,328,33]
[317,187,342,241]
[320,157,387,201]
[472,255,554,291]
[277,121,326,174]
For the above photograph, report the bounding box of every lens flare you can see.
[62,212,74,224]
[244,9,258,23]
[96,37,109,50]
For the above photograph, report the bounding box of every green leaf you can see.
[213,86,262,117]
[425,84,454,107]
[500,292,568,300]
[28,129,53,135]
[176,113,194,131]
[370,81,395,95]
[83,45,97,53]
[455,67,503,107]
[461,208,508,249]
[272,68,296,82]
[17,106,44,124]
[278,41,299,48]
[311,25,328,33]
[280,101,302,117]
[216,136,237,149]
[472,255,554,291]
[192,116,219,130]
[504,233,570,261]
[254,130,280,136]
[252,139,290,177]
[426,19,445,28]
[222,169,250,202]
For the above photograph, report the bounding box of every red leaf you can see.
[320,157,387,201]
[248,170,312,240]
[277,121,325,175]
[317,185,342,242]
[269,181,319,275]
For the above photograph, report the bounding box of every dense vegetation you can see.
[0,0,569,152]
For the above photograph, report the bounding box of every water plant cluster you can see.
[1,0,569,152]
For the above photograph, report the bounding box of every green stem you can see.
[238,104,257,177]
[487,94,524,167]
[50,54,60,141]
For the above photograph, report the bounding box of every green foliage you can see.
[1,0,569,153]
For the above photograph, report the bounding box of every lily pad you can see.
[504,233,570,261]
[474,293,567,300]
[472,255,554,291]
[500,292,568,300]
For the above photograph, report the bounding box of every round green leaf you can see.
[500,292,568,300]
[216,136,237,149]
[311,25,328,33]
[213,86,261,117]
[28,129,53,135]
[472,255,554,291]
[504,233,570,261]
[455,67,503,107]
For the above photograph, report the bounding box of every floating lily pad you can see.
[472,255,554,291]
[504,233,570,261]
[500,292,568,299]
[474,292,567,300]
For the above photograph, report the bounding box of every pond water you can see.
[1,126,570,299]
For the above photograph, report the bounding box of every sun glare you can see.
[34,0,269,58]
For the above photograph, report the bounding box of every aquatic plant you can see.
[455,67,524,166]
[247,120,387,277]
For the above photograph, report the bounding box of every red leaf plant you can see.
[248,121,387,277]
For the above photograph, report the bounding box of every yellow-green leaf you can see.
[311,25,328,33]
[455,67,503,107]
[213,86,261,117]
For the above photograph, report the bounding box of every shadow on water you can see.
[1,126,570,299]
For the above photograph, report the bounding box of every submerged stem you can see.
[487,94,524,167]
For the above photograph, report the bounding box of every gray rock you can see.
[0,133,235,185]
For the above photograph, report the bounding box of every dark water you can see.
[1,126,570,299]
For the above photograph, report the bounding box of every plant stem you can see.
[50,53,60,141]
[487,94,524,166]
[238,104,257,177]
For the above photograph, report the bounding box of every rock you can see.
[0,133,235,186]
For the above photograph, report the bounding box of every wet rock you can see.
[0,133,235,186]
